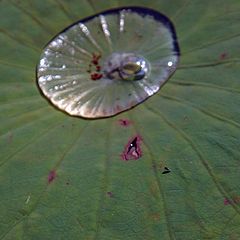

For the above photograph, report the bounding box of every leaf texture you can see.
[0,0,240,239]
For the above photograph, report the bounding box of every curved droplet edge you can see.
[40,6,180,56]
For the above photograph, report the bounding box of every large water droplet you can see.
[36,7,180,118]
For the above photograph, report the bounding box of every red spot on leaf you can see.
[91,73,103,80]
[224,197,240,205]
[48,170,56,183]
[224,198,232,205]
[92,59,98,65]
[118,119,132,127]
[121,135,143,161]
[91,53,101,65]
[220,52,228,60]
[88,53,103,80]
[96,65,101,72]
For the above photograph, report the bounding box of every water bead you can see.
[37,7,180,118]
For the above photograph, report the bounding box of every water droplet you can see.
[37,7,180,118]
[104,53,150,81]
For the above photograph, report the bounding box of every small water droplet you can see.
[103,53,150,81]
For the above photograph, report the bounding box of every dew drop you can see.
[37,7,180,118]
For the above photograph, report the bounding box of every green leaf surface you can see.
[1,0,240,239]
